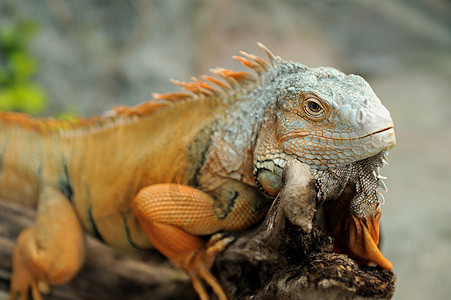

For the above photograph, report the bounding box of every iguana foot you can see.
[9,188,85,300]
[10,228,46,300]
[180,234,234,300]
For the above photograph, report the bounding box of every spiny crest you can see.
[0,111,102,133]
[111,43,282,117]
[0,44,282,131]
[0,98,172,133]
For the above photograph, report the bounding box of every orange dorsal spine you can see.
[0,43,281,135]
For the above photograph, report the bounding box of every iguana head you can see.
[253,59,395,195]
[249,44,395,271]
[257,64,395,171]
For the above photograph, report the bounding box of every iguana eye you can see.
[304,98,324,119]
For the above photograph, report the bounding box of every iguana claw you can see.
[184,235,234,300]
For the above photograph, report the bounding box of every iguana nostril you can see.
[357,108,366,125]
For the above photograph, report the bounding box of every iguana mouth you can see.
[368,126,394,136]
[279,126,394,142]
[361,126,394,140]
[330,126,395,141]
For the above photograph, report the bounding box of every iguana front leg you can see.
[10,186,85,300]
[133,182,267,300]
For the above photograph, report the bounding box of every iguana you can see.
[0,43,395,300]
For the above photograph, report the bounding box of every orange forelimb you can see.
[133,184,239,300]
[132,182,267,299]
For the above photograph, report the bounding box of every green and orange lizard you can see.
[0,44,395,300]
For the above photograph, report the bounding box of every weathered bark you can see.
[0,160,395,299]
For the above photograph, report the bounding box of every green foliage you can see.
[54,111,80,122]
[0,18,47,115]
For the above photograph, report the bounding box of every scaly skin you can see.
[0,44,395,300]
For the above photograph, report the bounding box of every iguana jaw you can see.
[277,126,395,171]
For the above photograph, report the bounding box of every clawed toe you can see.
[175,235,234,300]
[206,233,235,257]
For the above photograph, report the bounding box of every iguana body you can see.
[0,44,395,300]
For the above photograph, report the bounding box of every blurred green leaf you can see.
[0,89,15,111]
[17,20,38,38]
[55,111,81,124]
[10,52,37,81]
[0,8,47,116]
[14,83,47,114]
[0,67,9,84]
[0,83,46,114]
[0,27,25,54]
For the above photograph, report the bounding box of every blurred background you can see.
[1,0,450,299]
